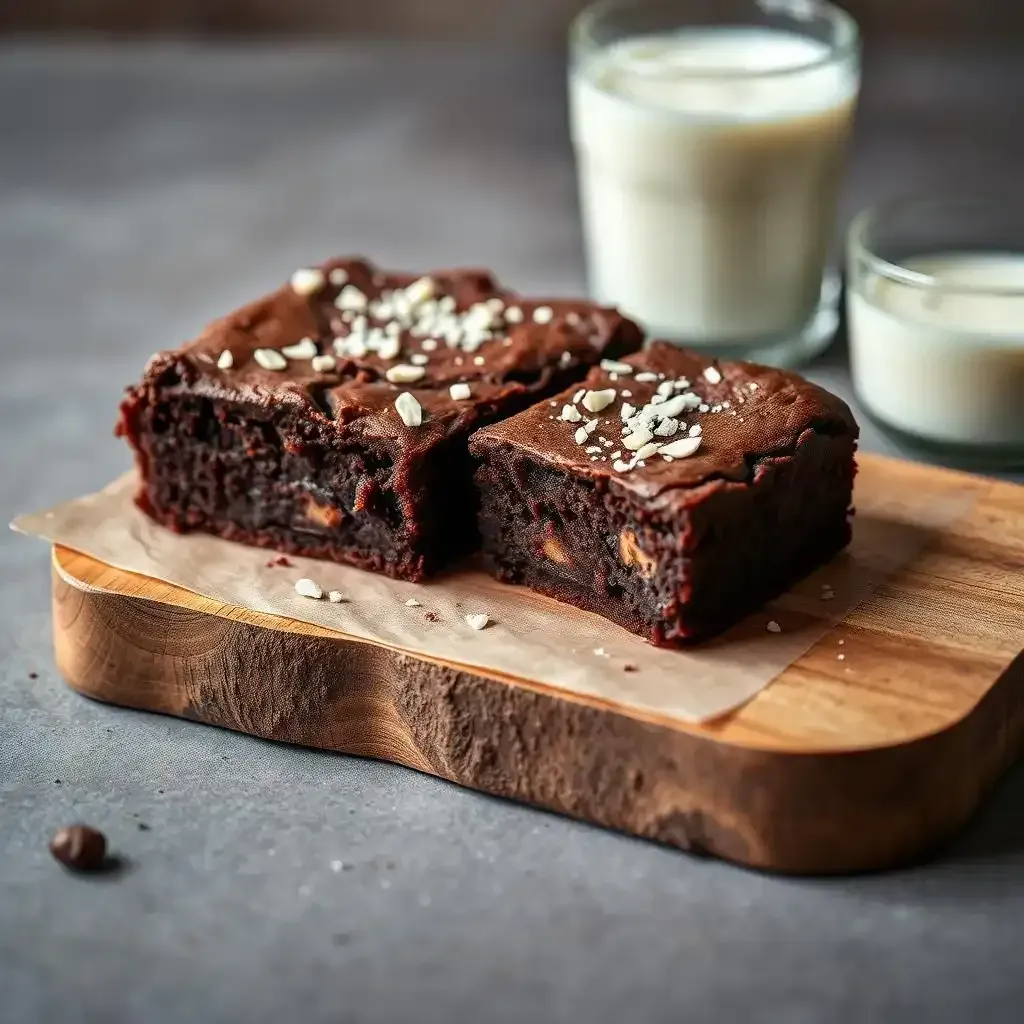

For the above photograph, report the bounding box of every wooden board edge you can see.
[50,548,1024,874]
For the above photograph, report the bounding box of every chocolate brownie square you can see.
[117,258,641,580]
[469,342,858,644]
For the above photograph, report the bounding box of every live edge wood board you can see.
[50,455,1024,875]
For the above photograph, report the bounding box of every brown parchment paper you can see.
[13,467,975,723]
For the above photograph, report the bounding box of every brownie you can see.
[117,258,641,580]
[469,342,858,645]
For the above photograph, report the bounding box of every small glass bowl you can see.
[846,197,1024,470]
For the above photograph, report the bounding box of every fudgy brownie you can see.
[469,342,858,645]
[117,258,642,580]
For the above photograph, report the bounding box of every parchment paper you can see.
[13,467,976,722]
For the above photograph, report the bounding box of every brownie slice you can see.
[117,258,642,580]
[469,342,858,645]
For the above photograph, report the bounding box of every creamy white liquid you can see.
[570,28,858,342]
[848,253,1024,445]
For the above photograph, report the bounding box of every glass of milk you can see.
[569,0,860,366]
[848,198,1024,469]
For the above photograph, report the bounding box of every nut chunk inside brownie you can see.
[117,258,642,581]
[469,342,859,645]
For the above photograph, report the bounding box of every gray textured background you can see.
[2,44,1024,1024]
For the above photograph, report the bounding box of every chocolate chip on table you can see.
[49,824,107,872]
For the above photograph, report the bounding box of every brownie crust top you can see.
[141,257,640,449]
[469,342,858,503]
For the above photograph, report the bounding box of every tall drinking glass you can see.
[569,0,860,366]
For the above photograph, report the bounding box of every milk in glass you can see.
[570,28,858,344]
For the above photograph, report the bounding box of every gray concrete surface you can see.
[1,43,1023,1024]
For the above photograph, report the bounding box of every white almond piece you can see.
[559,351,573,368]
[216,350,234,370]
[394,392,423,427]
[656,394,689,418]
[405,276,436,307]
[328,267,349,286]
[680,392,702,411]
[384,320,403,337]
[311,354,336,373]
[688,423,702,437]
[620,402,636,421]
[748,382,759,392]
[766,620,782,634]
[600,359,633,375]
[612,459,633,472]
[405,597,422,607]
[659,435,702,459]
[582,388,616,413]
[610,450,622,459]
[465,613,489,631]
[421,338,438,351]
[377,337,402,361]
[486,297,505,313]
[464,302,502,331]
[656,380,676,397]
[410,353,429,366]
[505,306,523,323]
[532,306,554,324]
[254,348,287,371]
[573,389,586,404]
[574,426,589,445]
[654,417,679,437]
[386,364,426,384]
[290,268,325,296]
[449,383,472,401]
[560,404,582,423]
[281,337,318,360]
[634,372,659,383]
[635,441,662,460]
[439,295,457,314]
[623,427,654,451]
[335,285,367,311]
[585,445,602,454]
[294,577,323,600]
[328,590,345,603]
[650,394,666,405]
[340,336,368,358]
[703,366,723,384]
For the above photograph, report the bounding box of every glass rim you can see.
[570,0,860,79]
[848,197,1024,298]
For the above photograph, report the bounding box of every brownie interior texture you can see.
[117,258,642,580]
[474,428,856,644]
[470,343,858,644]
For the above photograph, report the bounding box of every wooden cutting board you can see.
[50,454,1024,875]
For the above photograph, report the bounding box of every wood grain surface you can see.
[51,455,1024,874]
